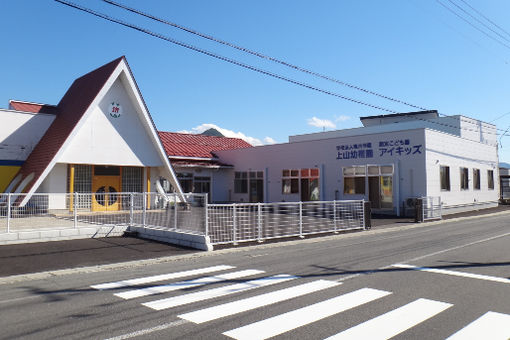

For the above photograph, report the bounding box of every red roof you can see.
[17,56,125,194]
[9,100,58,115]
[158,131,252,158]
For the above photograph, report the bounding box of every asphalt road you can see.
[1,212,509,339]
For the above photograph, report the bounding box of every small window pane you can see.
[368,166,379,175]
[290,170,299,177]
[282,169,289,177]
[381,165,393,175]
[488,170,494,190]
[310,168,319,177]
[354,166,366,175]
[343,167,355,175]
[257,171,264,178]
[301,169,309,177]
[291,178,299,193]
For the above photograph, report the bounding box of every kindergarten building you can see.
[0,56,183,210]
[0,57,501,216]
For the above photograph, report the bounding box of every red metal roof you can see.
[9,100,58,115]
[16,56,125,194]
[158,131,252,158]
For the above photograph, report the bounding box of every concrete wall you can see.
[216,129,427,213]
[425,129,499,212]
[0,109,56,161]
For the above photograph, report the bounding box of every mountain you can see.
[201,128,224,137]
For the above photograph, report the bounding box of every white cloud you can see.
[178,123,276,146]
[335,115,351,122]
[263,136,277,144]
[307,116,336,129]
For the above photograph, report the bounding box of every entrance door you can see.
[249,179,264,203]
[368,176,393,210]
[92,166,121,211]
[368,176,380,209]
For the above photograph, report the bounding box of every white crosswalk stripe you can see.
[324,298,452,340]
[115,269,264,300]
[90,264,235,290]
[179,279,341,324]
[222,287,391,340]
[143,274,298,311]
[446,311,510,340]
[91,266,507,339]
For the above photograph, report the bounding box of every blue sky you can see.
[2,1,510,160]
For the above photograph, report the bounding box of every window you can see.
[177,173,193,193]
[488,170,495,190]
[440,166,450,191]
[282,168,320,200]
[282,169,299,194]
[473,169,480,190]
[460,167,469,190]
[343,166,366,195]
[234,172,248,193]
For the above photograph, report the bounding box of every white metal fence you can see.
[421,196,442,221]
[0,193,366,246]
[207,200,366,245]
[0,192,207,234]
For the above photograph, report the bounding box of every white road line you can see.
[103,319,189,340]
[115,269,264,300]
[143,274,297,311]
[179,279,341,324]
[392,263,510,284]
[91,264,235,290]
[223,287,391,340]
[446,311,510,340]
[325,298,452,340]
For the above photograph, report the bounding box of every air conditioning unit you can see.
[405,198,419,208]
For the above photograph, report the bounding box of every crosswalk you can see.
[92,264,510,340]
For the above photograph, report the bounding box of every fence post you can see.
[299,202,303,238]
[233,203,237,245]
[257,203,262,243]
[333,200,338,233]
[204,194,209,237]
[363,201,372,230]
[73,192,77,228]
[7,193,11,233]
[174,194,178,230]
[142,193,147,228]
[129,193,134,226]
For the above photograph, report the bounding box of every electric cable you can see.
[55,0,509,138]
[54,0,399,113]
[102,0,428,112]
[457,0,510,39]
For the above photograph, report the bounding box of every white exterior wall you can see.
[0,109,55,161]
[37,163,67,209]
[59,77,162,167]
[172,166,232,202]
[425,129,499,213]
[217,129,427,212]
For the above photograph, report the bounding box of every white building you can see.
[0,56,183,210]
[214,111,499,215]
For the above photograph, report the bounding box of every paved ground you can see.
[0,204,509,278]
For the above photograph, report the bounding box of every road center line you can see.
[103,319,189,340]
[392,264,510,284]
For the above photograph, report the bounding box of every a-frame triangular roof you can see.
[14,56,183,204]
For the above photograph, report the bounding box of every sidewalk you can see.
[1,204,509,278]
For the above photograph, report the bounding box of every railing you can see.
[207,200,366,245]
[0,193,366,247]
[0,192,207,234]
[420,196,442,221]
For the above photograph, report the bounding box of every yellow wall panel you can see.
[0,166,21,192]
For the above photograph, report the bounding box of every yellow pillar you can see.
[69,164,75,211]
[147,167,151,209]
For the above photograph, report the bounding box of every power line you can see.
[54,0,399,113]
[55,0,509,138]
[457,0,510,39]
[101,0,428,112]
[98,0,510,135]
[446,0,510,44]
[436,0,510,51]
